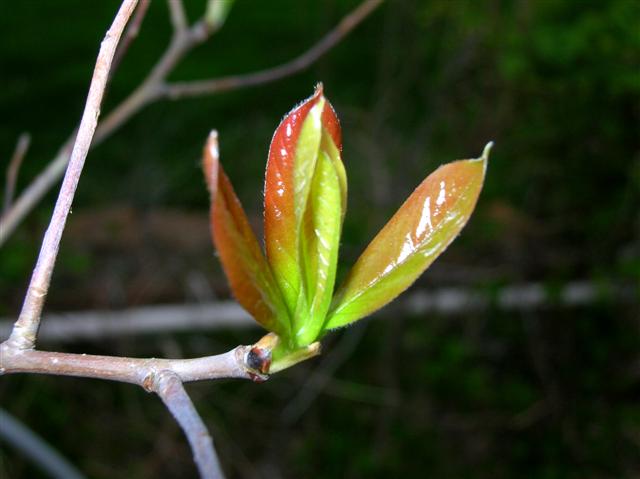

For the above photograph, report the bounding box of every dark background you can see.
[1,0,639,477]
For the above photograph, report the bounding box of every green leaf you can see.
[325,143,491,330]
[297,135,344,345]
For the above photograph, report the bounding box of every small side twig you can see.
[0,0,384,246]
[3,0,139,351]
[3,133,31,213]
[167,0,188,33]
[163,0,384,98]
[0,3,281,477]
[110,0,151,79]
[154,371,226,479]
[0,408,86,479]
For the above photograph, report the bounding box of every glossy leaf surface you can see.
[264,85,343,328]
[297,141,343,345]
[325,144,491,329]
[204,133,288,335]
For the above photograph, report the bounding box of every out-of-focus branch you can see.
[154,371,226,479]
[0,0,383,245]
[281,324,367,424]
[0,3,293,477]
[2,0,139,351]
[3,133,31,213]
[110,0,151,79]
[0,0,150,244]
[167,0,188,33]
[162,0,384,99]
[0,281,631,344]
[0,301,255,342]
[0,408,86,479]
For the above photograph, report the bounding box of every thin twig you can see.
[154,371,226,479]
[0,0,383,246]
[167,0,188,33]
[3,0,139,350]
[110,0,151,80]
[162,0,384,98]
[0,408,86,479]
[3,133,31,214]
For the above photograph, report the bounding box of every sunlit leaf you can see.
[325,143,492,329]
[204,132,289,335]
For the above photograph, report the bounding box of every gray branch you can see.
[0,281,632,344]
[0,408,86,479]
[153,371,226,479]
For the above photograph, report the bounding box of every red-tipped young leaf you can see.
[203,132,289,335]
[325,143,491,329]
[264,84,343,323]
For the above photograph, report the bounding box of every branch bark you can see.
[0,343,269,385]
[0,0,384,245]
[0,339,272,479]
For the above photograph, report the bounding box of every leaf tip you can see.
[482,141,494,160]
[207,130,219,160]
[203,130,220,196]
[314,81,324,98]
[470,141,493,179]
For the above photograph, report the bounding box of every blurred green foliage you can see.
[0,0,638,477]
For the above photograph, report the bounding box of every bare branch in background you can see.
[0,0,384,245]
[154,371,226,479]
[281,324,368,424]
[0,281,631,344]
[110,0,151,79]
[0,301,256,343]
[0,2,385,476]
[3,0,139,351]
[3,133,31,214]
[0,408,86,479]
[162,0,384,98]
[167,0,188,33]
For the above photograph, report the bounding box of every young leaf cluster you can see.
[203,84,490,371]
